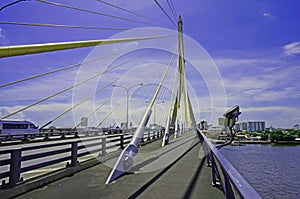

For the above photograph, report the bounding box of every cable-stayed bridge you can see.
[0,1,261,198]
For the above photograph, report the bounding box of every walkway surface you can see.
[16,132,224,199]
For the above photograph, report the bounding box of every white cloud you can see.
[217,56,299,99]
[0,28,4,38]
[241,106,300,128]
[263,12,272,18]
[0,69,77,104]
[243,106,293,113]
[283,41,300,56]
[0,27,8,44]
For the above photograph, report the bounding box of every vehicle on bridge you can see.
[108,126,122,134]
[0,120,39,135]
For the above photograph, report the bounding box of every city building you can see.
[80,117,88,127]
[235,121,265,132]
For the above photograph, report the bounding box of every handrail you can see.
[0,129,134,145]
[0,130,163,188]
[195,128,261,199]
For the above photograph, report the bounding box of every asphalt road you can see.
[16,132,224,199]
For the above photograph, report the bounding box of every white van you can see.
[0,120,39,135]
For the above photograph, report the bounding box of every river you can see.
[221,144,300,199]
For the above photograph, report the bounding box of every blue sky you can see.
[0,0,300,128]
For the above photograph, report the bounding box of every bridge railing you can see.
[0,128,163,144]
[0,128,105,143]
[0,136,107,188]
[0,130,162,188]
[196,128,261,199]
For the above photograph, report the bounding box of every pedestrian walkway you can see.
[16,132,224,199]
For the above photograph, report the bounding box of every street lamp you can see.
[113,83,143,129]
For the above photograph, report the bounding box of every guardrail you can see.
[195,128,261,199]
[0,130,163,188]
[0,128,157,144]
[0,130,86,144]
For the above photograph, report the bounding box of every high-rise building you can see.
[81,117,88,127]
[235,121,265,132]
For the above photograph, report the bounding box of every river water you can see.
[221,144,300,199]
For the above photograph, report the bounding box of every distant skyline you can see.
[0,0,300,128]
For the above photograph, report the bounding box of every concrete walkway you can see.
[17,133,224,199]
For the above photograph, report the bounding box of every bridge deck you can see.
[16,133,224,199]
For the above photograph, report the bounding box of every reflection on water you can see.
[221,144,300,199]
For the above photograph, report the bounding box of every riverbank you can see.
[208,139,300,145]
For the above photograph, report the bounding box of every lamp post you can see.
[113,83,143,129]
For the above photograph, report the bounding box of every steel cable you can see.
[170,0,178,18]
[166,0,177,21]
[0,0,29,11]
[36,0,154,26]
[153,0,176,27]
[0,21,129,31]
[40,68,135,129]
[0,50,131,89]
[72,91,122,129]
[96,0,165,27]
[96,100,123,128]
[0,53,144,120]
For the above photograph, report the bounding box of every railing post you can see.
[74,131,79,138]
[44,133,50,141]
[7,134,12,141]
[61,132,66,139]
[21,134,29,143]
[211,154,218,186]
[140,133,144,144]
[9,148,22,186]
[30,133,35,139]
[223,171,235,198]
[203,143,212,167]
[68,141,78,167]
[206,152,211,167]
[147,131,151,141]
[100,137,107,156]
[120,134,124,149]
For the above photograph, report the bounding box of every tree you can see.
[251,132,258,137]
[260,132,268,141]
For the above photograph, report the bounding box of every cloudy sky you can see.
[0,0,299,128]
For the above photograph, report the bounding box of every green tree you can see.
[270,130,284,142]
[296,130,300,136]
[260,132,268,141]
[284,133,294,141]
[251,132,258,137]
